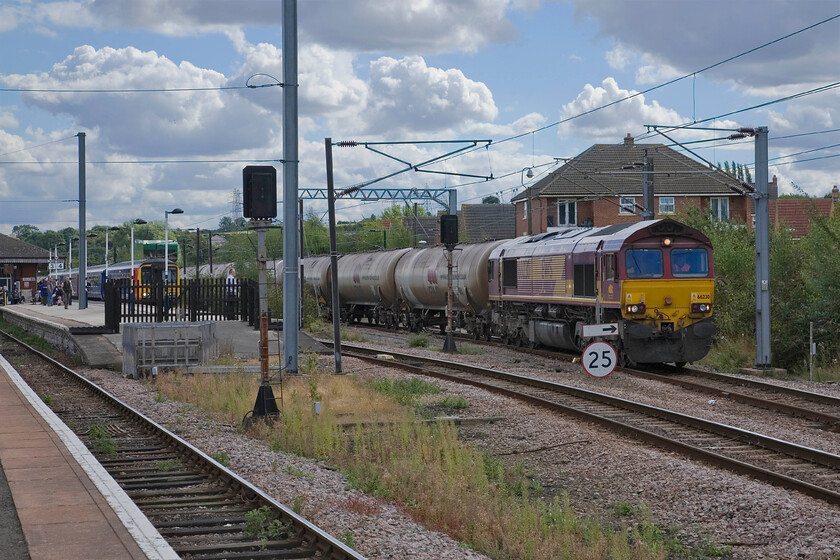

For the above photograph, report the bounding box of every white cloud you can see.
[558,77,685,142]
[359,55,498,135]
[13,0,518,55]
[573,0,840,89]
[605,44,632,70]
[2,45,277,156]
[0,109,19,128]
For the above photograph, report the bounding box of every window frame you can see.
[624,248,664,279]
[670,248,710,278]
[556,200,577,226]
[658,196,675,215]
[710,197,730,221]
[619,196,636,215]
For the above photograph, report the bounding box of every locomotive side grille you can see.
[516,256,566,296]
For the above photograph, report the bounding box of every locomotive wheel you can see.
[484,327,492,342]
[501,331,510,345]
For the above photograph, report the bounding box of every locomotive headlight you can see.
[626,303,646,314]
[691,303,711,313]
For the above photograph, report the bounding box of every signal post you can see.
[243,166,280,420]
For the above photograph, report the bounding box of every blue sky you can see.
[1,0,838,235]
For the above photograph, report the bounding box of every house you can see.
[0,233,52,300]
[401,203,517,245]
[511,134,751,235]
[768,185,839,239]
[458,204,516,242]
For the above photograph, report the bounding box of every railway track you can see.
[343,323,840,430]
[333,341,840,506]
[0,330,366,560]
[629,366,840,430]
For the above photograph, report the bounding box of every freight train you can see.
[303,219,716,366]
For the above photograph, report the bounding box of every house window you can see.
[556,200,576,226]
[659,196,675,214]
[619,196,636,215]
[522,201,527,219]
[710,197,730,221]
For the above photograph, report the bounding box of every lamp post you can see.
[67,236,78,275]
[130,219,147,273]
[368,229,386,249]
[522,167,535,235]
[164,208,184,281]
[104,226,119,278]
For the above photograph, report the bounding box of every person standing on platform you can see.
[225,268,238,319]
[63,277,73,308]
[46,278,54,306]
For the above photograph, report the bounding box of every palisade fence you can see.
[104,278,259,334]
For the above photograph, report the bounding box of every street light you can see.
[368,229,386,249]
[105,226,120,278]
[67,236,78,272]
[130,219,147,274]
[522,167,535,235]
[164,208,184,281]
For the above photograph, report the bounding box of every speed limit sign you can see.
[582,341,617,378]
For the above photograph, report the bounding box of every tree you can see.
[482,195,500,204]
[11,225,40,243]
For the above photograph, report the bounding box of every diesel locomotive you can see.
[303,219,716,366]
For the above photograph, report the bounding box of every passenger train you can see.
[302,219,716,366]
[57,258,180,300]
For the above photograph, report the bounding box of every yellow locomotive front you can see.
[620,238,716,365]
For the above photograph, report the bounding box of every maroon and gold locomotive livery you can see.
[303,219,715,366]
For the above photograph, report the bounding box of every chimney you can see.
[624,133,634,146]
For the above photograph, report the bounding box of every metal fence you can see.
[104,278,259,333]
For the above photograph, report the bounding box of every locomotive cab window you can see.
[502,259,518,288]
[604,254,616,281]
[625,249,663,278]
[670,249,709,277]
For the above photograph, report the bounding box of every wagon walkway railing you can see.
[104,278,258,333]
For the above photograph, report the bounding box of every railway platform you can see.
[0,301,326,559]
[0,353,178,559]
[0,300,326,368]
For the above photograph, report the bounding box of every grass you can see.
[408,332,430,348]
[244,506,292,550]
[151,368,694,560]
[157,459,179,472]
[211,451,230,467]
[87,422,117,456]
[702,335,840,383]
[368,377,441,405]
[698,337,754,373]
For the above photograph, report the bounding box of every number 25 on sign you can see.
[582,341,617,378]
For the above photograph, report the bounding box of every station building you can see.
[0,233,51,301]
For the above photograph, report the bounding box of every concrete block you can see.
[122,322,218,378]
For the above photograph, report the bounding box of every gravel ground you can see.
[79,335,840,560]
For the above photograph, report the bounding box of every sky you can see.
[0,0,838,236]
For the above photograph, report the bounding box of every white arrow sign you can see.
[582,323,619,338]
